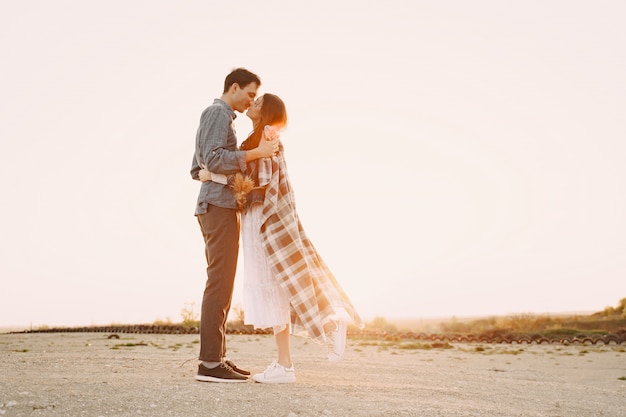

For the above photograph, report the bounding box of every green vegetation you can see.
[110,341,148,349]
[339,298,626,348]
[20,298,624,342]
[186,297,626,340]
[355,337,452,351]
[434,297,626,337]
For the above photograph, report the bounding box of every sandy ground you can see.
[1,332,625,417]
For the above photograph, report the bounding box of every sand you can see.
[1,332,625,417]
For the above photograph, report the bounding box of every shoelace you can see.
[224,359,246,373]
[326,329,338,349]
[327,343,340,355]
[263,360,280,373]
[219,361,236,371]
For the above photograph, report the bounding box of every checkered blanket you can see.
[259,147,364,343]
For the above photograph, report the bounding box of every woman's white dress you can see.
[241,202,291,334]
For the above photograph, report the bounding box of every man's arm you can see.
[200,110,245,174]
[202,114,278,171]
[245,137,277,162]
[191,107,279,180]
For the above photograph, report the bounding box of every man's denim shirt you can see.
[191,99,247,213]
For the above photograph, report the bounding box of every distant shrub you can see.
[366,317,398,334]
[180,302,199,327]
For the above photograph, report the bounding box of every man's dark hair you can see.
[223,68,261,93]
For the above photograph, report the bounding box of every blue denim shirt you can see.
[191,99,247,213]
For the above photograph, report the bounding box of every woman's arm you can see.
[199,164,228,184]
[256,126,281,186]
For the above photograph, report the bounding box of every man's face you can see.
[231,82,259,113]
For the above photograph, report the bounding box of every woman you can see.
[199,94,363,384]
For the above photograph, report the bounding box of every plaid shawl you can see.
[258,147,364,343]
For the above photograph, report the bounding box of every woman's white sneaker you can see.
[252,361,296,384]
[327,320,347,362]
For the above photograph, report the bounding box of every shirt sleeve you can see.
[191,107,247,179]
[208,172,228,185]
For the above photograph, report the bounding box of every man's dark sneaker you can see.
[224,360,251,376]
[195,362,248,383]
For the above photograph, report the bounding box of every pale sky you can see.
[1,1,625,329]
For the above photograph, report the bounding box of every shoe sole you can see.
[195,375,248,383]
[252,376,296,384]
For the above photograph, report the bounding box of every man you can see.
[191,68,278,382]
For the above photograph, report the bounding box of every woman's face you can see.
[246,96,263,124]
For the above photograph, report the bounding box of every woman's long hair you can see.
[241,94,287,151]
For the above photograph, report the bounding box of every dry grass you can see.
[376,297,626,338]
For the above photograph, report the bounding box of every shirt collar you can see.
[213,98,237,119]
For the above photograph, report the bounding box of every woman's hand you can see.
[198,164,211,182]
[263,125,280,141]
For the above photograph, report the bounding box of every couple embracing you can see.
[190,68,363,384]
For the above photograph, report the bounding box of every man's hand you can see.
[246,138,279,162]
[258,137,279,157]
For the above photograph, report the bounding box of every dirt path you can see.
[1,333,625,416]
